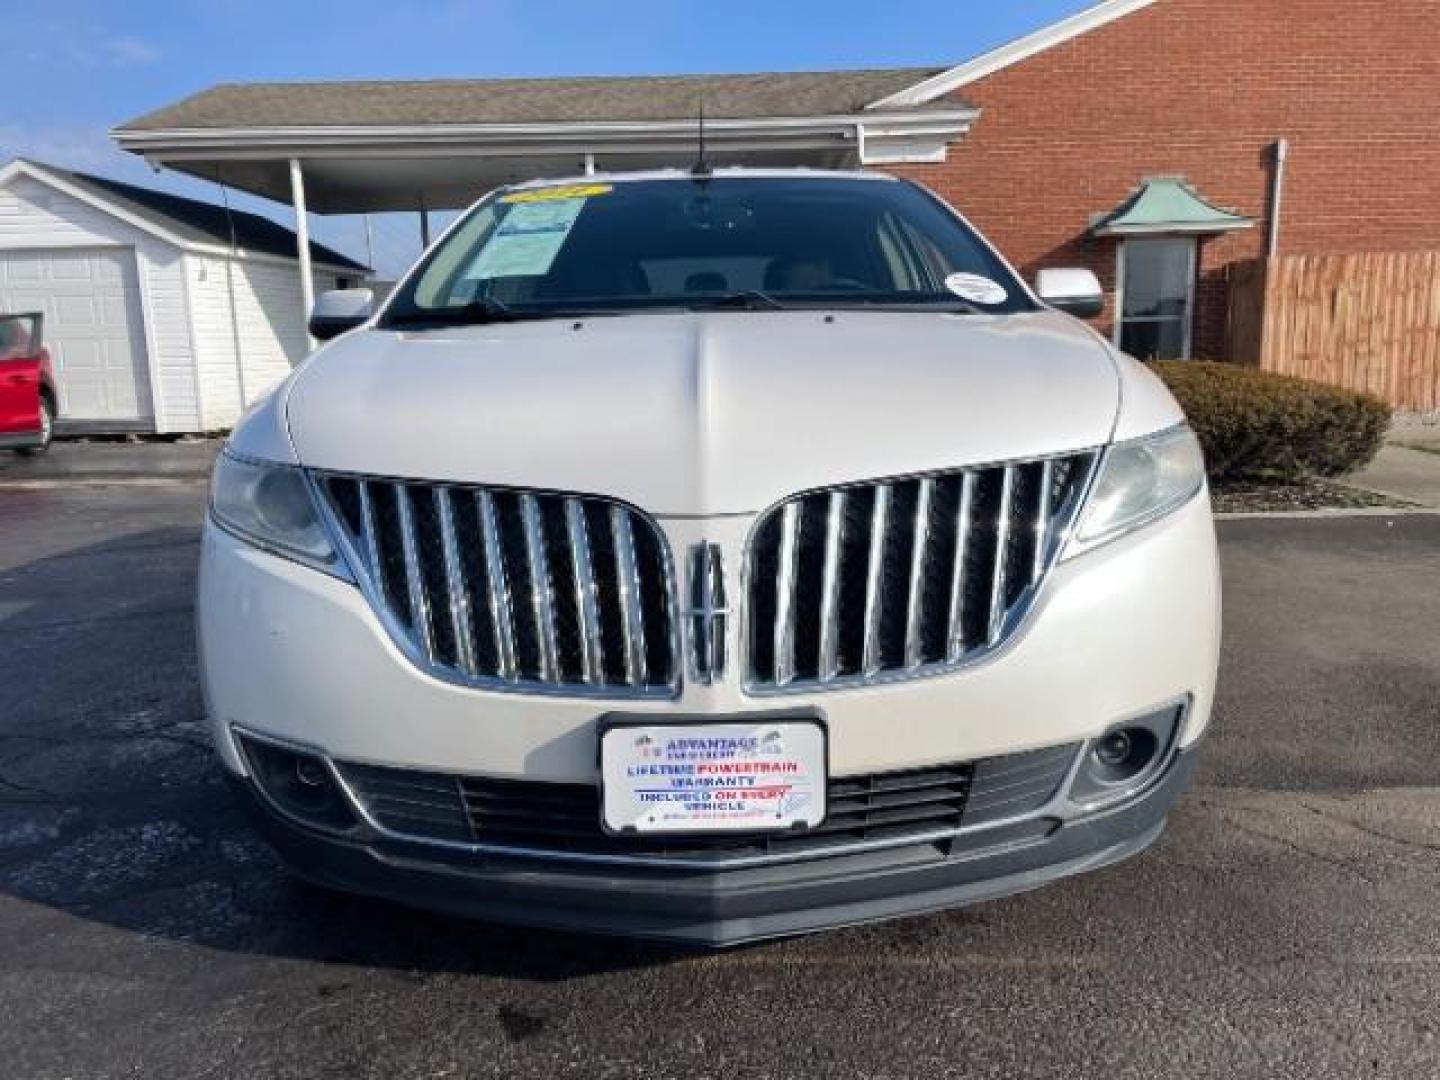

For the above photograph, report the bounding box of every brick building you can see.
[108,0,1438,421]
[882,0,1440,359]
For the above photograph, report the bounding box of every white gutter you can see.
[866,0,1160,108]
[111,109,978,155]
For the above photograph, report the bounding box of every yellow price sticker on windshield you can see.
[501,183,613,204]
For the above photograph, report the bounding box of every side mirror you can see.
[1034,268,1105,320]
[309,288,375,341]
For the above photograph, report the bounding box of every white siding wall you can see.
[187,253,342,429]
[0,174,200,431]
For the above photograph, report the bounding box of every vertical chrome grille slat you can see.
[903,478,934,669]
[520,494,560,683]
[861,485,892,677]
[747,451,1095,692]
[610,505,649,687]
[435,487,478,677]
[987,466,1016,645]
[1033,460,1054,585]
[317,474,676,696]
[817,491,847,683]
[394,484,436,661]
[687,541,727,684]
[565,498,604,684]
[773,503,801,687]
[477,490,518,683]
[946,471,977,662]
[356,480,385,595]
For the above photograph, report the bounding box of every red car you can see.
[0,313,57,455]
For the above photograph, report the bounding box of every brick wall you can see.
[886,0,1440,358]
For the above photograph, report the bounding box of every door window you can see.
[0,314,39,361]
[1117,238,1196,360]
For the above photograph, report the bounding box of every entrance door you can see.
[1115,237,1197,360]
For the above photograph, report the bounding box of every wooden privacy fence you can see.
[1226,251,1440,411]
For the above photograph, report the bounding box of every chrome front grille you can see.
[315,474,678,696]
[746,452,1097,691]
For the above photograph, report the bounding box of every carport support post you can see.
[289,158,316,347]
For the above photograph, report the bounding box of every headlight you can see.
[210,452,349,577]
[1068,425,1206,554]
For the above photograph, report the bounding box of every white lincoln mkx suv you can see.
[199,169,1220,945]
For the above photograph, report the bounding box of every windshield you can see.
[380,175,1035,326]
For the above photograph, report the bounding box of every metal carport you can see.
[112,68,978,326]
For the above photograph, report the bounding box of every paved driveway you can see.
[0,484,1437,1079]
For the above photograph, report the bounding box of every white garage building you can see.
[0,158,367,433]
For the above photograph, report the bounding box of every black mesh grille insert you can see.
[333,742,1081,866]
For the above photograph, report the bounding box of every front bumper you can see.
[230,741,1199,946]
[0,429,44,450]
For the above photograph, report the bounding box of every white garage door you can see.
[0,247,152,423]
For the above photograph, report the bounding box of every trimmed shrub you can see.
[1151,362,1391,482]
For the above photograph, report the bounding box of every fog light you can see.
[1095,730,1134,768]
[295,757,329,788]
[236,730,357,833]
[1069,704,1183,808]
[1090,727,1160,784]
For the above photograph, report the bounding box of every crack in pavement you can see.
[1295,798,1440,856]
[1220,812,1382,887]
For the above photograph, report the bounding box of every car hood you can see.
[286,310,1120,516]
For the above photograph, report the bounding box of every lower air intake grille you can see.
[334,742,1080,867]
[746,452,1096,692]
[315,474,677,696]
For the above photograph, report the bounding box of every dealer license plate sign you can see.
[600,722,826,834]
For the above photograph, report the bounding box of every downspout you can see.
[1267,138,1289,257]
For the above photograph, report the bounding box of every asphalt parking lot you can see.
[1,482,1438,1079]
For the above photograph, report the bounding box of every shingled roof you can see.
[118,67,950,131]
[22,161,367,271]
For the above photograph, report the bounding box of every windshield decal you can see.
[944,272,1009,306]
[500,183,613,204]
[468,197,590,279]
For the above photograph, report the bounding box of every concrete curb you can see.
[1216,507,1440,521]
[0,477,210,490]
[3,477,1436,518]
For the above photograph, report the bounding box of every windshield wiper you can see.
[385,298,615,328]
[835,296,983,315]
[687,290,789,312]
[386,297,525,326]
[686,291,987,315]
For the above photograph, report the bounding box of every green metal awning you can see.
[1092,177,1253,236]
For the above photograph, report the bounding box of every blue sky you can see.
[2,0,1092,275]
